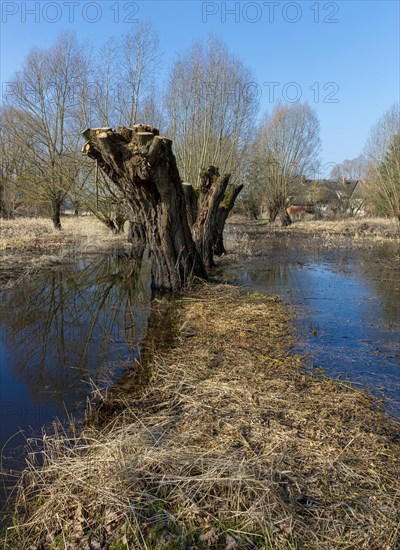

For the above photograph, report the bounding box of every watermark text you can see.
[2,1,140,24]
[202,2,339,24]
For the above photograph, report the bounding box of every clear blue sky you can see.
[1,0,399,172]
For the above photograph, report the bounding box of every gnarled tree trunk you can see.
[213,182,244,256]
[189,167,243,267]
[127,220,146,242]
[127,205,146,252]
[82,125,207,291]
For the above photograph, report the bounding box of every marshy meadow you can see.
[1,2,399,548]
[0,214,399,549]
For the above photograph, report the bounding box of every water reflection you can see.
[0,254,152,457]
[222,239,400,417]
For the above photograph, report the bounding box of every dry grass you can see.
[0,216,126,289]
[0,216,124,252]
[230,216,399,241]
[286,217,399,244]
[5,284,399,549]
[225,217,399,257]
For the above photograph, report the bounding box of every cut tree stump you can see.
[82,125,207,291]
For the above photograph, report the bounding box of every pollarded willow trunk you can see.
[82,125,207,291]
[213,182,244,256]
[190,166,243,268]
[126,205,146,251]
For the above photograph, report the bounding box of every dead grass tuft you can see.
[5,284,399,549]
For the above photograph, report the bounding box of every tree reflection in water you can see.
[0,253,152,425]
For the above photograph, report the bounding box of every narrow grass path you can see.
[5,284,399,549]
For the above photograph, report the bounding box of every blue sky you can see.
[1,0,399,171]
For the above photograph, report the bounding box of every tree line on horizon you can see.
[1,24,399,229]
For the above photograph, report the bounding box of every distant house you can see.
[287,178,366,218]
[348,180,367,216]
[316,178,358,214]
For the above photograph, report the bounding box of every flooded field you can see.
[0,254,152,491]
[1,234,399,516]
[222,232,400,417]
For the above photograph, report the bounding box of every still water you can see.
[0,240,399,510]
[0,254,152,477]
[222,235,400,417]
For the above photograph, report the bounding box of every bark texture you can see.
[82,125,207,291]
[127,220,146,242]
[190,167,243,267]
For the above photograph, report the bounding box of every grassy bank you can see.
[0,216,126,289]
[5,284,399,549]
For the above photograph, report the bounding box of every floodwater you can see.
[222,232,400,418]
[0,253,152,500]
[0,236,399,514]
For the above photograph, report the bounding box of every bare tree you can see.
[80,169,128,233]
[117,22,162,127]
[76,24,163,234]
[0,108,26,218]
[330,154,368,181]
[91,37,119,128]
[165,35,258,185]
[251,103,321,225]
[364,104,400,220]
[4,32,86,229]
[239,159,266,220]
